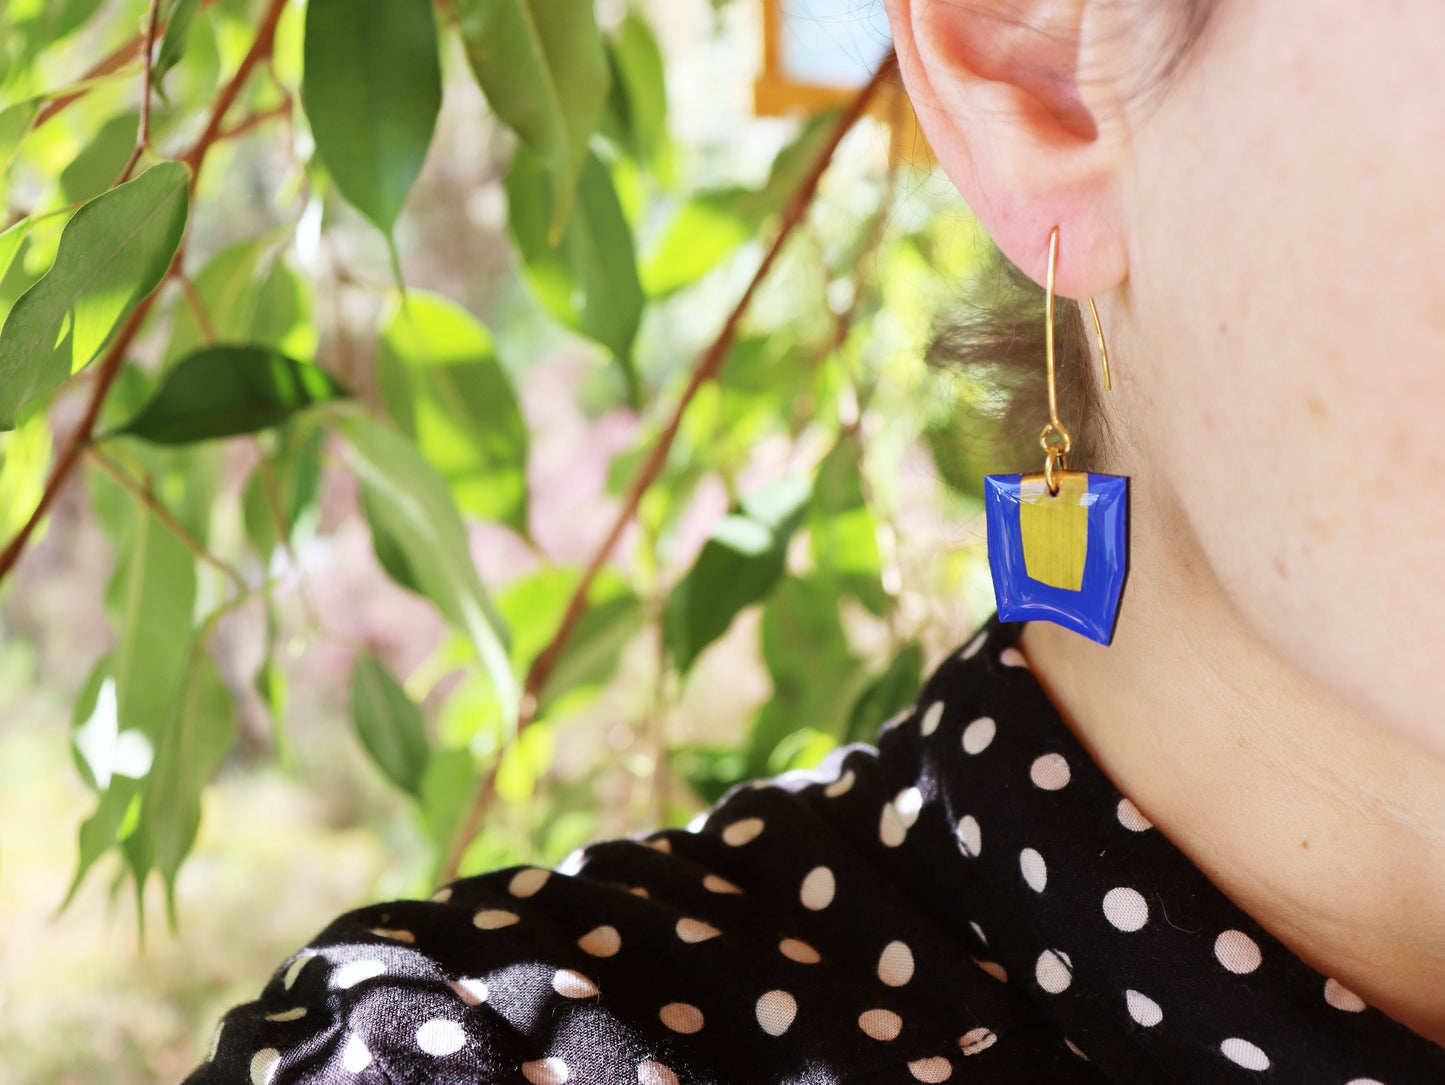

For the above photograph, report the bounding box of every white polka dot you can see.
[920,701,945,736]
[879,802,907,847]
[637,1061,680,1085]
[756,989,797,1035]
[416,1019,466,1057]
[676,917,721,943]
[959,1027,997,1056]
[959,630,987,660]
[969,921,988,945]
[1102,887,1149,932]
[552,969,598,998]
[342,1033,372,1072]
[557,848,587,876]
[961,716,996,754]
[1213,929,1261,974]
[330,959,385,989]
[522,1057,570,1085]
[878,940,915,986]
[722,817,765,846]
[908,1056,953,1082]
[578,925,621,957]
[894,787,924,827]
[1220,1038,1270,1071]
[1344,1080,1386,1085]
[1324,977,1367,1012]
[999,646,1028,667]
[659,1002,704,1033]
[1020,848,1048,893]
[283,953,315,990]
[779,938,820,963]
[1030,753,1071,790]
[629,886,650,898]
[1116,798,1153,831]
[509,867,550,897]
[956,816,981,857]
[369,927,415,943]
[858,1008,902,1040]
[1036,949,1073,994]
[451,977,488,1004]
[1126,989,1163,1027]
[824,769,855,797]
[643,836,671,853]
[974,959,1007,983]
[430,886,453,903]
[1065,1038,1089,1061]
[800,866,835,910]
[264,1007,307,1022]
[250,1048,280,1085]
[686,811,708,832]
[207,1021,225,1062]
[473,909,520,930]
[703,874,742,894]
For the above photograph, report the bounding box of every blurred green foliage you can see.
[0,0,997,1014]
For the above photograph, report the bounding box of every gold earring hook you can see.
[1040,225,1112,494]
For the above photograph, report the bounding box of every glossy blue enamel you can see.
[983,472,1129,645]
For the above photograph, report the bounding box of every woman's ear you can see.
[883,0,1130,296]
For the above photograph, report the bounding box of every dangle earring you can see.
[983,226,1128,645]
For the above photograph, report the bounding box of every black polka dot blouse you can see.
[185,618,1445,1085]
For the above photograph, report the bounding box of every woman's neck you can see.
[1015,499,1445,1048]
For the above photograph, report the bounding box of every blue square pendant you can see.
[983,471,1129,645]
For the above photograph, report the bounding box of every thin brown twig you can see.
[438,53,900,885]
[116,0,164,186]
[220,96,292,142]
[87,446,248,592]
[0,0,290,587]
[177,271,217,343]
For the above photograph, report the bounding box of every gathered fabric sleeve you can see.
[183,729,1104,1085]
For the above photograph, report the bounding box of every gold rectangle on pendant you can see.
[1019,472,1090,591]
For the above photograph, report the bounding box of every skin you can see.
[882,0,1445,1046]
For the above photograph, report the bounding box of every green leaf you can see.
[494,720,554,804]
[242,426,322,559]
[155,0,204,92]
[455,0,609,245]
[143,647,236,914]
[505,146,643,403]
[640,198,749,297]
[0,161,189,431]
[664,475,812,674]
[748,574,859,775]
[109,346,348,444]
[375,292,528,533]
[65,505,197,909]
[845,643,923,745]
[302,0,441,238]
[350,651,430,797]
[59,111,138,205]
[0,408,49,539]
[337,412,518,724]
[0,97,41,181]
[598,11,669,174]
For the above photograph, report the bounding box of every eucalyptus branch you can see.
[438,52,901,886]
[87,446,248,593]
[116,0,164,186]
[34,0,226,130]
[0,0,291,588]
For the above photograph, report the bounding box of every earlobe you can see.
[884,0,1129,296]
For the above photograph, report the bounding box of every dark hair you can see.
[922,0,1217,477]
